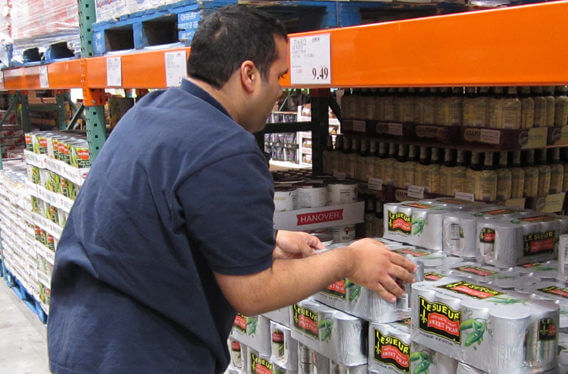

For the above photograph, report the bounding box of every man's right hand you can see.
[346,238,417,303]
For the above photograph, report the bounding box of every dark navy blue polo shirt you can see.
[47,80,276,374]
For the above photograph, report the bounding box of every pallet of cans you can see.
[289,299,367,367]
[411,277,559,373]
[385,200,568,267]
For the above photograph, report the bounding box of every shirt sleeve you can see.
[177,151,275,276]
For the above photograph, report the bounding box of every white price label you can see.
[39,65,49,88]
[388,123,404,136]
[0,71,4,88]
[368,178,383,191]
[454,191,475,202]
[290,33,331,85]
[106,56,122,87]
[408,185,426,199]
[480,129,501,145]
[165,50,187,87]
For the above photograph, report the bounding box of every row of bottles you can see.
[341,86,568,129]
[323,135,568,201]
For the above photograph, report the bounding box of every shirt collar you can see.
[180,79,232,119]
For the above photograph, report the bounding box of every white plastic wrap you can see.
[11,0,80,63]
[95,0,181,23]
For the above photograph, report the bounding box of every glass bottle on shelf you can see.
[357,138,370,180]
[341,90,355,120]
[533,87,547,128]
[462,87,477,127]
[374,141,387,181]
[394,144,408,188]
[403,145,417,188]
[477,152,497,202]
[383,142,397,185]
[549,148,564,194]
[487,87,504,129]
[520,86,535,129]
[384,88,396,122]
[473,87,489,127]
[339,135,352,175]
[400,89,415,123]
[555,86,568,128]
[537,148,551,198]
[510,150,526,199]
[466,151,482,195]
[374,88,384,122]
[423,88,436,125]
[562,148,568,193]
[496,151,512,201]
[323,134,335,175]
[415,146,429,188]
[393,88,403,123]
[349,138,361,179]
[451,149,467,195]
[413,88,426,125]
[543,86,556,128]
[439,148,455,196]
[425,147,441,194]
[366,139,379,182]
[523,149,539,198]
[435,87,450,126]
[449,87,463,127]
[502,87,522,129]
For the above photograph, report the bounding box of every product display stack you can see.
[227,193,568,373]
[0,160,37,307]
[21,131,90,314]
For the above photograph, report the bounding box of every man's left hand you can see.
[273,230,325,259]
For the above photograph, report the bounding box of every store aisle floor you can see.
[0,279,49,374]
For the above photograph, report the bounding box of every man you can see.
[48,5,416,373]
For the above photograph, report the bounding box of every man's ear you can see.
[240,60,258,93]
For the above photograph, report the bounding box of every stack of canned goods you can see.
[384,198,568,267]
[272,170,360,243]
[26,131,91,168]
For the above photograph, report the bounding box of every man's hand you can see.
[273,230,325,259]
[346,238,417,303]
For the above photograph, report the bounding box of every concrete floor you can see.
[0,279,50,374]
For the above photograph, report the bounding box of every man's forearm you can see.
[215,247,353,316]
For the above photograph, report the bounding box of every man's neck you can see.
[187,77,240,123]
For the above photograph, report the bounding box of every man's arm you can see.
[214,238,417,316]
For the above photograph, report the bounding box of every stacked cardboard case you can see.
[0,160,38,305]
[22,131,89,313]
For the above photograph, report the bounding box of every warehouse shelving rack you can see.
[0,0,566,174]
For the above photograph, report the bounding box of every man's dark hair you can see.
[187,5,287,89]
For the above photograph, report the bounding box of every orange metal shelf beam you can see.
[1,0,567,90]
[280,0,568,88]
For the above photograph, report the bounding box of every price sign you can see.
[408,185,426,199]
[368,178,383,191]
[39,65,49,88]
[165,50,187,87]
[106,56,122,87]
[290,33,331,85]
[0,71,4,89]
[454,191,475,202]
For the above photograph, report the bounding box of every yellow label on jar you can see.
[511,168,526,199]
[477,170,498,202]
[538,166,551,198]
[497,169,512,201]
[524,167,539,198]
